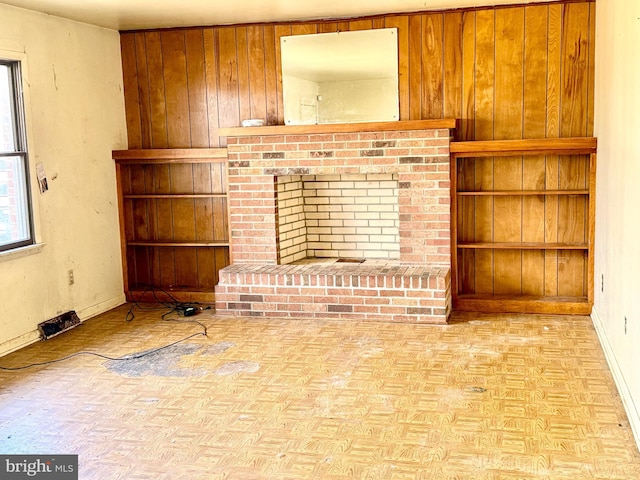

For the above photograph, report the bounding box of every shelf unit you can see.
[113,148,230,303]
[450,137,597,314]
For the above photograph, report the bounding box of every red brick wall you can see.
[226,128,451,265]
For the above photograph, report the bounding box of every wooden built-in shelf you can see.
[451,137,597,315]
[124,194,227,199]
[112,148,227,162]
[113,148,230,303]
[454,294,591,315]
[457,190,589,196]
[217,119,457,137]
[457,242,588,250]
[127,241,230,247]
[128,285,217,304]
[450,137,596,156]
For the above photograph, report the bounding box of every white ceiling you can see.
[1,0,557,31]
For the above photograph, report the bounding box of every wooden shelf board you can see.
[453,294,592,315]
[124,194,227,199]
[450,137,597,157]
[457,190,589,196]
[457,242,588,250]
[217,119,457,137]
[127,285,216,304]
[128,241,229,247]
[113,148,227,163]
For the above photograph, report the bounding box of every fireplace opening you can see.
[276,173,400,264]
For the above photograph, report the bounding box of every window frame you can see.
[0,58,35,253]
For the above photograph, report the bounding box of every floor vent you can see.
[38,311,81,340]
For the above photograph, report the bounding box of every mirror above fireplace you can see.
[281,28,399,126]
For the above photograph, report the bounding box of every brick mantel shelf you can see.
[215,119,457,324]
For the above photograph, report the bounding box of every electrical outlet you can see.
[68,269,74,286]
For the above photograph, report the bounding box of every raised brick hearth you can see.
[215,120,454,323]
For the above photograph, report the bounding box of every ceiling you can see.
[1,0,557,31]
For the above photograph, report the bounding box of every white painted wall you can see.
[593,0,640,448]
[0,4,127,355]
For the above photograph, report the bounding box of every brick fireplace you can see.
[215,120,455,323]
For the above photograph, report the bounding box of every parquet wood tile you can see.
[0,305,639,479]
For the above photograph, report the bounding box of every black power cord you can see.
[0,285,212,371]
[0,333,205,371]
[128,284,212,335]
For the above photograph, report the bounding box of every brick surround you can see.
[215,122,454,323]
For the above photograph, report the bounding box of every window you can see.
[0,60,33,252]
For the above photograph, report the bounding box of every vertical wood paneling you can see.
[217,27,240,130]
[458,158,476,293]
[235,27,251,124]
[318,23,338,34]
[121,3,594,144]
[408,15,422,120]
[558,2,590,297]
[169,164,197,287]
[134,33,152,148]
[521,5,549,296]
[185,30,208,147]
[461,11,475,141]
[120,34,142,149]
[263,26,279,125]
[203,28,221,147]
[443,12,463,122]
[161,31,191,147]
[274,25,292,125]
[544,4,563,297]
[119,2,595,300]
[473,9,495,294]
[561,3,590,138]
[384,16,409,120]
[421,14,444,119]
[523,7,549,139]
[349,19,373,31]
[291,24,317,36]
[145,32,169,148]
[586,2,596,137]
[247,26,267,122]
[493,7,525,295]
[458,11,476,292]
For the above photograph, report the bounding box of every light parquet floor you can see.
[0,305,639,479]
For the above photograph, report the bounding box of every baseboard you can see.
[591,308,640,451]
[0,294,126,358]
[0,330,42,357]
[77,294,126,321]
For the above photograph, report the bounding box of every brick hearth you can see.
[215,120,455,323]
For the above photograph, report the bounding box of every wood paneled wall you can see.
[120,1,595,149]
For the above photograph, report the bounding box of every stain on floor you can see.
[104,343,205,377]
[215,360,260,376]
[104,341,254,378]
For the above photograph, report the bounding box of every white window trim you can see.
[0,47,43,257]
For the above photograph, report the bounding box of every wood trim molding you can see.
[450,137,597,157]
[217,119,458,137]
[112,148,228,161]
